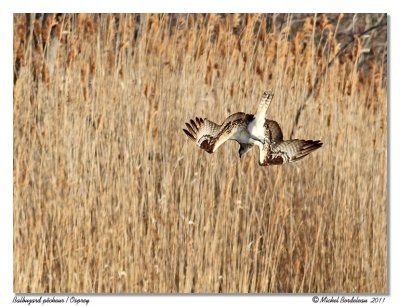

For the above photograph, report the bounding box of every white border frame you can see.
[1,1,398,306]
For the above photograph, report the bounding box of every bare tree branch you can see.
[289,18,387,139]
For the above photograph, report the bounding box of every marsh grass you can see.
[13,13,387,293]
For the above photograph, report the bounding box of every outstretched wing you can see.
[258,139,322,166]
[264,119,284,144]
[248,90,275,143]
[183,117,235,153]
[254,89,274,123]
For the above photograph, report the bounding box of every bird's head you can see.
[238,147,245,159]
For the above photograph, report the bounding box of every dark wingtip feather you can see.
[303,140,323,150]
[183,129,196,141]
[312,140,323,149]
[185,122,196,135]
[190,119,198,131]
[295,140,323,160]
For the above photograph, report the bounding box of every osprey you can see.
[183,90,322,166]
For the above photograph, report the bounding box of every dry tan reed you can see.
[13,13,387,293]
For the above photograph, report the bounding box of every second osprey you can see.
[183,90,322,166]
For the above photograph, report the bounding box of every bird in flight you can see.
[183,90,322,166]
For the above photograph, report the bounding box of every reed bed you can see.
[13,13,387,293]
